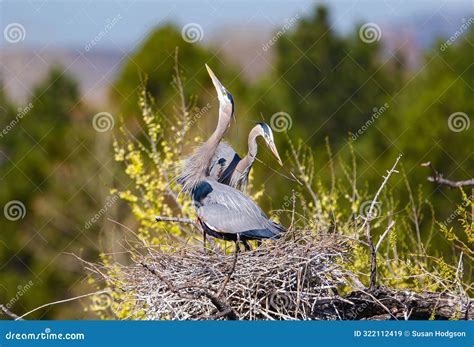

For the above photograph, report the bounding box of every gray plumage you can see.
[208,123,283,191]
[177,66,286,247]
[177,64,234,193]
[193,178,286,242]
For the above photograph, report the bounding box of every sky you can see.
[1,0,472,50]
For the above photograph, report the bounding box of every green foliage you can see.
[254,6,397,149]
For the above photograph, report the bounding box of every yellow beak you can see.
[205,64,225,100]
[269,141,283,166]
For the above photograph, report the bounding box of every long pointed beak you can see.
[205,64,225,100]
[268,141,283,166]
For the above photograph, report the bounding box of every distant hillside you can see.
[0,48,125,107]
[1,9,470,107]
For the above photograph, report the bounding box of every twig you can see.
[216,247,239,298]
[16,290,111,320]
[421,162,474,188]
[361,154,402,290]
[360,154,402,232]
[141,262,238,320]
[155,216,200,229]
[375,220,396,252]
[0,304,23,320]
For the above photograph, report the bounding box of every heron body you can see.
[192,177,286,249]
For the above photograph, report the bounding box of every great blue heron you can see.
[209,122,282,191]
[178,64,234,193]
[178,65,286,249]
[193,177,286,250]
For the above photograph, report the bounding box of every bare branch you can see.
[375,220,396,252]
[155,216,200,229]
[422,161,474,188]
[360,154,402,290]
[16,291,111,320]
[0,304,23,320]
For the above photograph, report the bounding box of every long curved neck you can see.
[206,108,230,153]
[198,108,230,174]
[235,126,259,174]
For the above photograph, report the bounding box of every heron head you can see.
[256,122,283,166]
[205,64,234,122]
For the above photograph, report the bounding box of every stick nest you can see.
[92,230,362,320]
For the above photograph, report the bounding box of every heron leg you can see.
[242,240,251,251]
[235,234,241,254]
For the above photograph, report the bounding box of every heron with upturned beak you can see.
[177,65,286,250]
[178,64,234,193]
[209,122,282,191]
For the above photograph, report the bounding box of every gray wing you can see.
[209,142,238,180]
[195,178,286,239]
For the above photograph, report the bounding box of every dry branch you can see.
[361,154,402,290]
[422,161,474,188]
[324,288,473,320]
[0,304,23,320]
